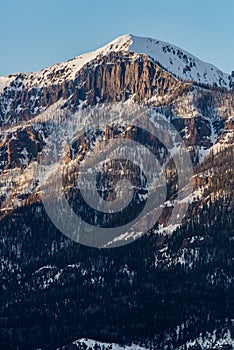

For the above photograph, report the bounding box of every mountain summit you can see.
[98,34,233,88]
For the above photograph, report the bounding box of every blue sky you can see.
[1,0,234,76]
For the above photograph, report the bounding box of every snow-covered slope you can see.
[58,330,234,350]
[58,338,149,350]
[103,34,233,88]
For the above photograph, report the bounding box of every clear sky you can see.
[1,0,234,76]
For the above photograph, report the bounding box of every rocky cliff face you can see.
[0,52,187,127]
[72,52,186,104]
[0,52,183,172]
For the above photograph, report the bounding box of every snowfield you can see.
[58,329,234,350]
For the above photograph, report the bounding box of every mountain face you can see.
[0,35,234,349]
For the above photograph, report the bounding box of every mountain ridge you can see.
[0,34,233,91]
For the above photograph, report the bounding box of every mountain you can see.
[0,35,233,349]
[0,34,233,127]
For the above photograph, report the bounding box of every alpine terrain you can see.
[0,34,233,349]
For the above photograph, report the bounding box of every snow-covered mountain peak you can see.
[97,34,232,89]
